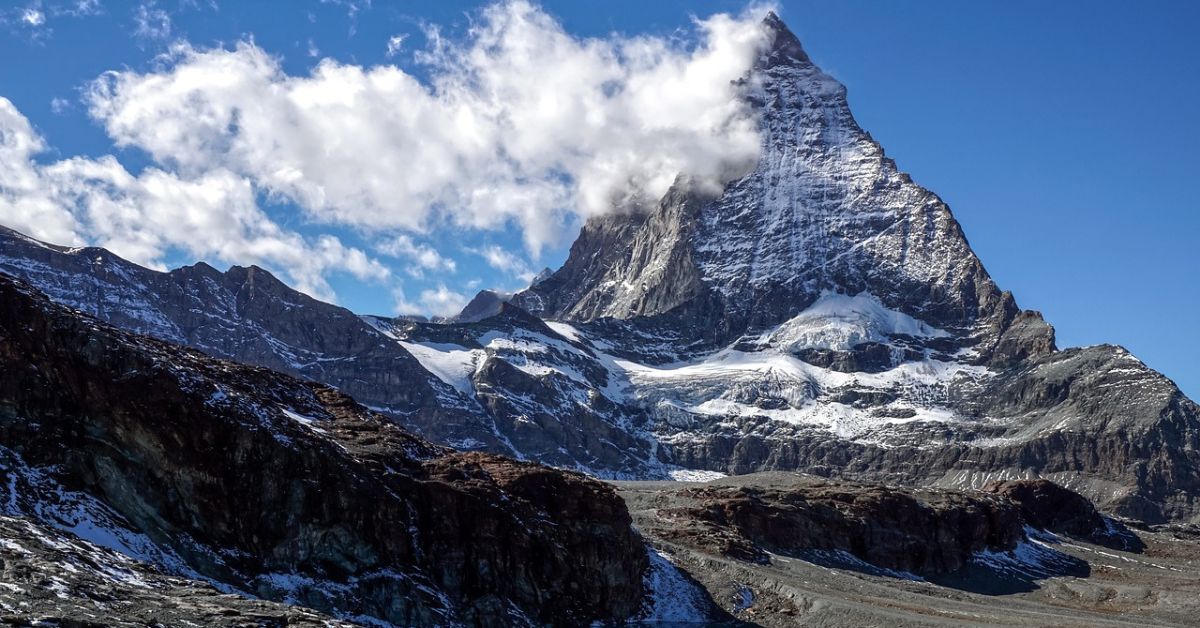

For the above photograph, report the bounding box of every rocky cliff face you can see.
[0,272,650,625]
[616,473,1195,627]
[625,474,1140,576]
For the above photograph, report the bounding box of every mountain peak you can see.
[515,13,1036,361]
[760,12,811,67]
[454,289,513,323]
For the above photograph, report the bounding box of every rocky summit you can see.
[1,11,1199,625]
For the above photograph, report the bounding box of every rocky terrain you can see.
[0,514,350,626]
[0,224,497,452]
[618,473,1200,627]
[0,272,658,625]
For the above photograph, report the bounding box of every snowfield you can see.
[756,291,950,352]
[398,341,483,396]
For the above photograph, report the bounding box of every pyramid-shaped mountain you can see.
[515,14,1048,367]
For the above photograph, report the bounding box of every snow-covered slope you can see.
[755,291,950,353]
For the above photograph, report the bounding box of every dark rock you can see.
[986,479,1144,551]
[637,477,1024,575]
[0,272,648,625]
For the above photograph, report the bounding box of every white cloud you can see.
[385,34,405,57]
[22,8,45,26]
[0,97,387,302]
[71,0,102,16]
[306,38,319,58]
[377,234,456,275]
[393,283,468,318]
[133,1,170,39]
[472,244,534,283]
[49,97,71,113]
[85,0,773,255]
[0,98,82,245]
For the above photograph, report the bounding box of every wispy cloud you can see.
[1,0,103,38]
[393,283,468,318]
[377,234,457,276]
[471,244,535,284]
[385,33,406,57]
[133,1,171,40]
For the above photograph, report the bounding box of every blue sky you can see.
[0,0,1196,397]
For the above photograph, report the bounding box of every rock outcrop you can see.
[623,474,1129,576]
[985,479,1143,550]
[633,475,1024,575]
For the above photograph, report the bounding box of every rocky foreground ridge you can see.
[0,272,650,625]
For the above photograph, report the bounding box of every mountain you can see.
[0,271,660,625]
[0,224,507,452]
[453,289,513,323]
[500,13,1198,522]
[513,13,1042,367]
[1,14,1197,525]
[12,270,1186,626]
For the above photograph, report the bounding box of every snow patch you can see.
[399,341,483,396]
[667,469,728,482]
[968,529,1081,579]
[636,549,712,623]
[544,321,582,342]
[760,291,948,352]
[281,408,327,434]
